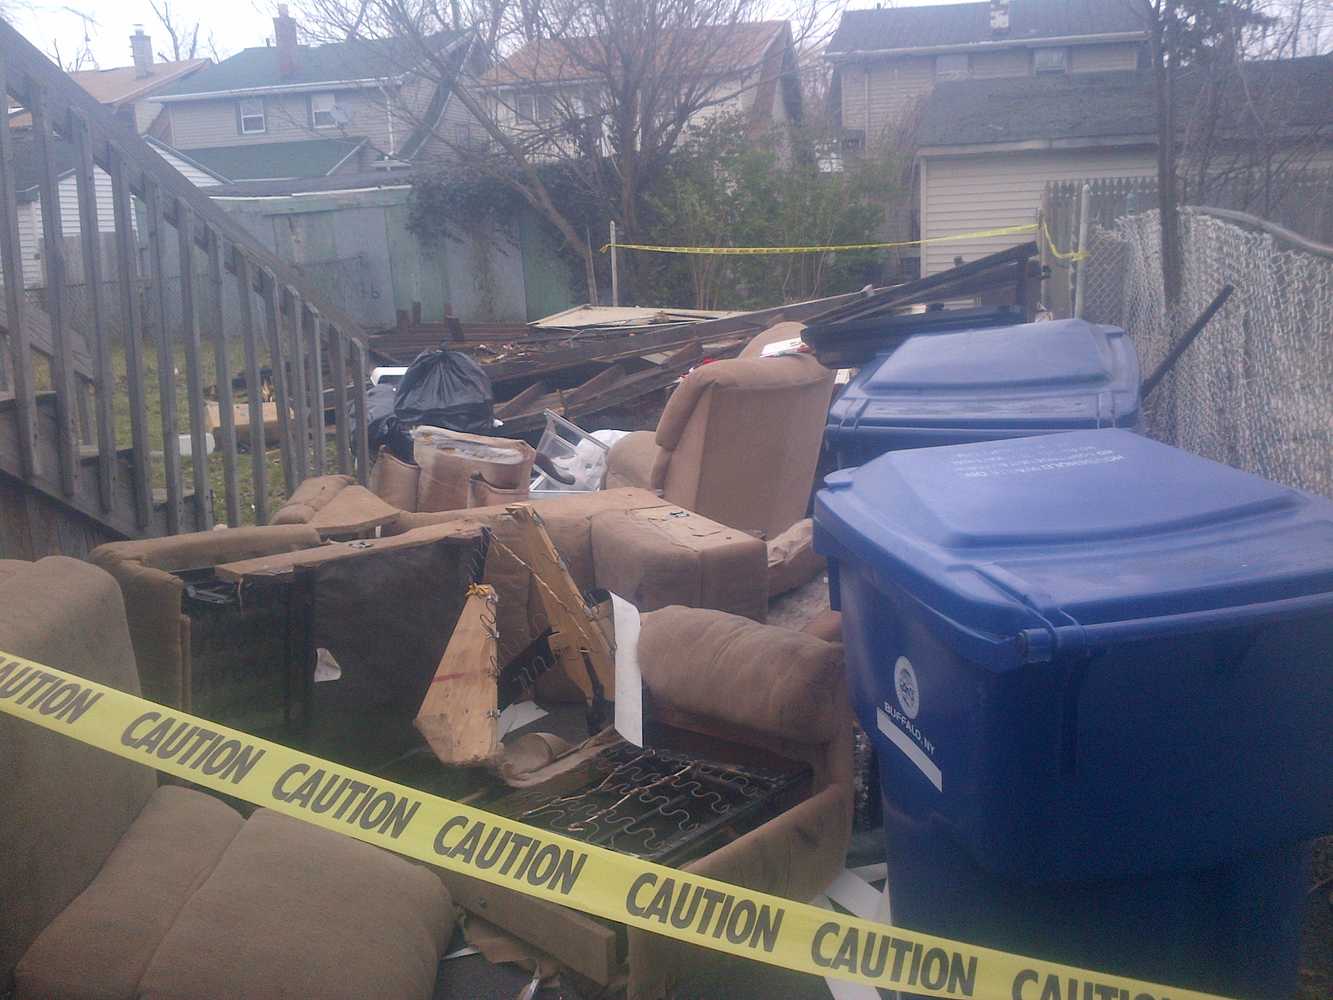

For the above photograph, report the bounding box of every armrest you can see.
[605,431,658,490]
[90,524,324,574]
[637,606,844,744]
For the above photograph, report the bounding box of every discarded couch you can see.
[437,605,855,999]
[0,556,455,1000]
[605,322,836,541]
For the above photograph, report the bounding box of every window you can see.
[935,54,969,79]
[311,93,337,128]
[238,98,266,134]
[1033,47,1068,73]
[515,94,536,122]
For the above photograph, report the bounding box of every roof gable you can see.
[829,0,1146,55]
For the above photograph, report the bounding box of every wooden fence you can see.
[0,19,371,541]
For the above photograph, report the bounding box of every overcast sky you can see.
[7,0,962,71]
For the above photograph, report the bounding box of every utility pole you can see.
[609,220,619,307]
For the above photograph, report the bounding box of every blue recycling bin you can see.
[814,429,1333,998]
[824,318,1141,468]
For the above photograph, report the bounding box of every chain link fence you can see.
[1081,208,1332,499]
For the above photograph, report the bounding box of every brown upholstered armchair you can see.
[606,322,836,540]
[0,557,454,999]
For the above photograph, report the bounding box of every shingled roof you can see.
[157,30,468,97]
[917,55,1333,148]
[828,0,1147,55]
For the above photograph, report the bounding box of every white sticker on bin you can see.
[877,707,942,792]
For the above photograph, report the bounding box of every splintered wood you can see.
[415,583,500,766]
[504,503,616,703]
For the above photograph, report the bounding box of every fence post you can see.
[609,219,619,308]
[1074,183,1091,319]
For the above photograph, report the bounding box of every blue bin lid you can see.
[815,430,1333,667]
[826,319,1140,436]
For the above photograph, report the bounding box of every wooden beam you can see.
[307,306,326,476]
[327,323,350,475]
[0,57,36,480]
[175,200,211,528]
[208,229,240,526]
[234,250,268,525]
[145,179,182,534]
[109,148,152,529]
[261,269,295,495]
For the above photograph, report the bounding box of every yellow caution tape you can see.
[1042,218,1090,262]
[600,223,1040,255]
[0,649,1231,1000]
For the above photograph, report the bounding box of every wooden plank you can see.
[285,286,309,484]
[175,200,211,528]
[414,584,499,766]
[109,148,152,529]
[29,84,77,496]
[234,251,268,525]
[215,521,482,584]
[351,338,369,484]
[327,323,350,475]
[261,269,295,495]
[440,871,620,985]
[306,305,325,476]
[69,109,115,512]
[503,504,614,702]
[208,229,240,526]
[0,62,36,480]
[145,179,182,533]
[493,379,549,420]
[562,363,629,406]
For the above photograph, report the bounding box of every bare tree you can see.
[296,0,835,301]
[149,0,202,61]
[48,6,98,71]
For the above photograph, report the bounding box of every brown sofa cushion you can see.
[766,518,827,599]
[269,475,358,525]
[136,810,453,1000]
[637,606,845,744]
[15,786,245,1000]
[590,507,768,622]
[369,448,422,512]
[0,558,157,992]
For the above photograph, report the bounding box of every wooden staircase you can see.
[0,21,372,558]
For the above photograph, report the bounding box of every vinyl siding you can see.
[168,88,401,152]
[920,147,1155,274]
[840,56,934,147]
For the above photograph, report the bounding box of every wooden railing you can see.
[0,18,371,536]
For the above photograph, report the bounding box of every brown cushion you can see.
[638,606,844,743]
[269,475,358,525]
[0,558,157,992]
[15,786,245,1000]
[90,525,323,574]
[604,430,658,490]
[766,518,827,599]
[302,485,401,537]
[136,809,453,1000]
[369,448,421,512]
[591,507,768,622]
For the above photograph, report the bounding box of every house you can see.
[826,0,1147,153]
[914,54,1333,275]
[8,27,207,135]
[150,5,479,183]
[479,20,801,152]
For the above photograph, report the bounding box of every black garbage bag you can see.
[364,382,413,463]
[393,349,494,436]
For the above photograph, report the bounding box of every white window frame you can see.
[239,98,266,134]
[311,93,338,129]
[1034,47,1068,74]
[935,53,969,80]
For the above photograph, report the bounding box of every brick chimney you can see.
[130,25,153,77]
[274,4,299,78]
[990,0,1011,36]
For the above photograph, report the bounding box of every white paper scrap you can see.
[496,700,548,738]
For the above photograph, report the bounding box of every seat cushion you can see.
[136,809,453,1000]
[15,786,245,1000]
[591,506,768,622]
